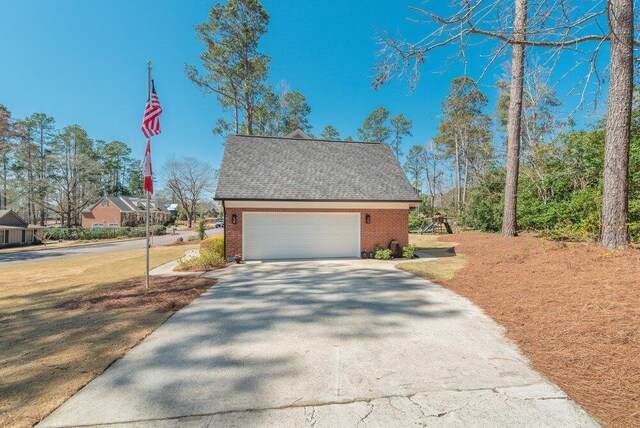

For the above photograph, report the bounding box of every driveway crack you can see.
[357,402,374,426]
[305,406,317,427]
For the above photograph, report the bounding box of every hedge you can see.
[44,225,167,241]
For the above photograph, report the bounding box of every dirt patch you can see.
[59,276,215,312]
[435,232,640,428]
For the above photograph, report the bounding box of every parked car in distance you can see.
[215,219,224,228]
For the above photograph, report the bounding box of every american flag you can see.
[141,80,162,138]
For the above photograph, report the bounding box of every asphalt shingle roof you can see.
[215,134,420,201]
[83,196,167,213]
[0,209,28,227]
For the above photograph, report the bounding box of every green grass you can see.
[396,234,467,281]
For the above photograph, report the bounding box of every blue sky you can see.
[0,1,607,178]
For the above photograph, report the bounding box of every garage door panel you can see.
[243,212,360,260]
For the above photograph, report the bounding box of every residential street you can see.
[0,228,222,265]
[40,259,597,427]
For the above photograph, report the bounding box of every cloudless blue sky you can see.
[0,1,608,182]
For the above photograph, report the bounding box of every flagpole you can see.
[145,61,152,290]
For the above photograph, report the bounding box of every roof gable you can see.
[284,129,312,139]
[215,135,420,202]
[0,209,28,227]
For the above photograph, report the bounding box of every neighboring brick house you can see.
[81,196,171,229]
[215,130,420,260]
[0,209,44,247]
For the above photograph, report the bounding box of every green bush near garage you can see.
[374,248,392,260]
[177,236,226,271]
[402,245,416,258]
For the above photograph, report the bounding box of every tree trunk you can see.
[234,103,239,134]
[1,158,6,210]
[245,101,253,135]
[601,0,633,249]
[40,130,46,226]
[454,135,461,214]
[502,0,527,237]
[431,143,437,213]
[243,45,254,135]
[462,155,470,205]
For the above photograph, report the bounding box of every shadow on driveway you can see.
[40,260,596,427]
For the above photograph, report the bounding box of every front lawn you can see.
[402,232,640,428]
[397,234,467,280]
[0,245,215,427]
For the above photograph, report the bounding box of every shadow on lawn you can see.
[416,245,457,258]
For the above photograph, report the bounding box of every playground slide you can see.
[418,223,434,234]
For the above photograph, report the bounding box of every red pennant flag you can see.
[143,140,153,194]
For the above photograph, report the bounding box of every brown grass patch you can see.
[430,232,640,427]
[0,246,213,428]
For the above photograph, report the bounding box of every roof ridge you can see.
[229,134,382,145]
[115,195,138,211]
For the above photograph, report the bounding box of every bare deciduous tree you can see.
[48,125,101,227]
[0,105,12,210]
[164,157,216,228]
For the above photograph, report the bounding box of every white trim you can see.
[242,211,361,260]
[226,200,412,209]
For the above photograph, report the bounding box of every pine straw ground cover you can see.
[0,247,215,428]
[404,232,640,427]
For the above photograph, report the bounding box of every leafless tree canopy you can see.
[373,0,633,98]
[163,157,217,228]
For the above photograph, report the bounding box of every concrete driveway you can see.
[40,259,597,427]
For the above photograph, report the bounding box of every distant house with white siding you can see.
[0,210,44,247]
[81,196,171,229]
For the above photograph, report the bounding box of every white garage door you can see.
[243,212,360,260]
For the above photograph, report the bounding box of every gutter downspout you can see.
[222,200,227,259]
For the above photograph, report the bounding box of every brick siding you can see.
[81,201,122,229]
[224,207,409,259]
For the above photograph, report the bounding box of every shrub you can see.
[408,211,429,231]
[197,219,207,240]
[200,235,224,258]
[178,251,225,271]
[44,225,166,241]
[178,236,226,271]
[374,248,392,260]
[538,228,596,243]
[461,169,505,232]
[402,245,416,258]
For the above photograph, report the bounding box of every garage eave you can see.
[221,200,417,209]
